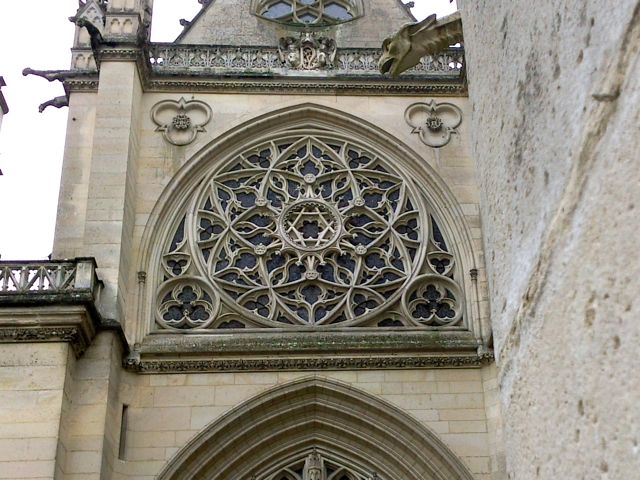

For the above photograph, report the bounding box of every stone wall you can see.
[52,92,486,346]
[113,366,495,479]
[459,0,640,477]
[0,344,71,479]
[177,0,414,48]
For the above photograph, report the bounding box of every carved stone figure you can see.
[69,0,106,59]
[379,12,463,77]
[279,33,337,70]
[22,69,73,113]
[22,68,74,83]
[303,450,326,480]
[39,96,69,113]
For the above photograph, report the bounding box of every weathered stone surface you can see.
[460,0,640,477]
[177,0,414,48]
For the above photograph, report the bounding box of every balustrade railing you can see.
[0,258,101,297]
[147,44,464,77]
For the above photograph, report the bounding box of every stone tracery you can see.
[256,0,362,26]
[155,131,465,330]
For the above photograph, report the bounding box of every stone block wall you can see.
[0,344,71,479]
[459,0,640,477]
[110,366,496,479]
[51,91,487,347]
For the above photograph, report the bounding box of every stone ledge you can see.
[127,353,494,374]
[126,330,493,373]
[0,306,98,357]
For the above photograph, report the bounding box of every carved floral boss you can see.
[405,100,462,148]
[151,97,212,146]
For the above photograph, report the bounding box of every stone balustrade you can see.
[0,258,107,356]
[0,257,101,298]
[147,44,464,78]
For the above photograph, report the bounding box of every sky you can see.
[0,0,457,260]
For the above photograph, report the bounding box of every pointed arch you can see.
[157,377,476,480]
[136,103,480,340]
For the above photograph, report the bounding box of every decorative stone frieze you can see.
[150,97,212,146]
[126,351,494,373]
[405,100,462,148]
[278,33,337,70]
[148,44,464,78]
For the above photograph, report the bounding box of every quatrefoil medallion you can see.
[151,97,212,146]
[405,100,463,148]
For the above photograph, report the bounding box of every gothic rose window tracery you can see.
[255,0,362,26]
[154,131,466,330]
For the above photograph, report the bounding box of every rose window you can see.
[155,133,466,330]
[255,0,362,26]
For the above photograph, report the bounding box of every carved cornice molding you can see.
[98,46,144,62]
[65,78,465,95]
[65,78,100,91]
[0,306,96,357]
[127,353,494,374]
[124,330,494,373]
[144,79,466,96]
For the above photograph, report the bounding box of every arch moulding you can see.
[157,377,476,480]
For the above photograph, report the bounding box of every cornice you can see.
[66,76,466,96]
[65,43,467,96]
[145,78,466,95]
[0,306,97,357]
[124,330,493,373]
[127,353,494,374]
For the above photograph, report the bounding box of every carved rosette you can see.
[405,100,462,148]
[279,33,337,70]
[151,97,212,146]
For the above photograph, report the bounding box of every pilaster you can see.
[82,61,143,322]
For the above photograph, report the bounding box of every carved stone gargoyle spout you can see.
[39,96,69,113]
[379,12,463,78]
[22,68,75,82]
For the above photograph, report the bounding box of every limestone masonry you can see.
[0,0,636,478]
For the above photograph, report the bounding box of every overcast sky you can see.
[0,0,457,260]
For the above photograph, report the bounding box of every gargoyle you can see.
[379,12,463,78]
[74,17,104,55]
[39,96,69,113]
[22,68,75,82]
